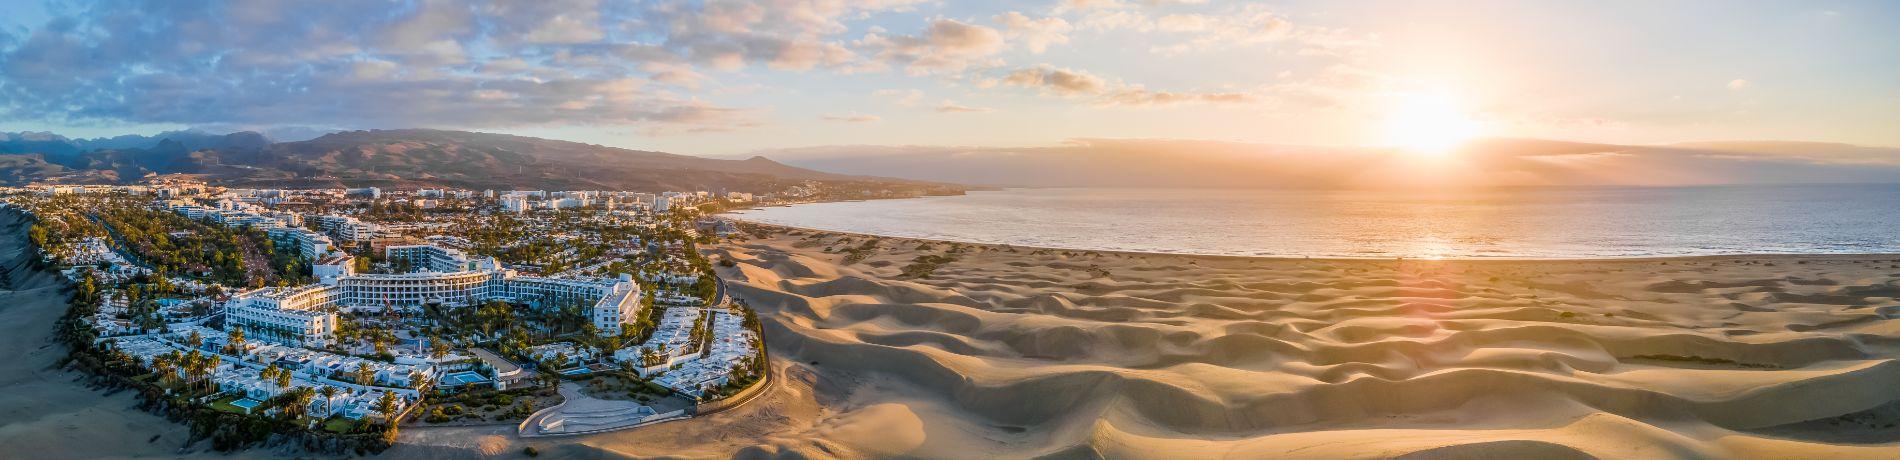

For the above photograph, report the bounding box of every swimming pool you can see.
[443,371,489,385]
[231,398,263,411]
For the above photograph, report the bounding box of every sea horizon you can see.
[725,183,1900,260]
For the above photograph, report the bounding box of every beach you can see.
[642,225,1900,458]
[12,212,1900,458]
[0,210,195,457]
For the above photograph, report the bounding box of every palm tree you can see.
[275,367,293,389]
[355,362,375,386]
[182,350,206,394]
[151,352,178,387]
[410,371,431,391]
[374,392,399,423]
[318,385,339,418]
[226,325,245,353]
[186,330,203,348]
[203,355,222,394]
[260,365,279,387]
[282,387,314,421]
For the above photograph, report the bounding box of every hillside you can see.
[0,129,954,193]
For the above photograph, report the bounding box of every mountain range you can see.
[751,138,1900,188]
[0,129,946,193]
[9,129,1895,192]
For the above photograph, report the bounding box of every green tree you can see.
[355,362,376,386]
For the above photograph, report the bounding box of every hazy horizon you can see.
[2,0,1896,157]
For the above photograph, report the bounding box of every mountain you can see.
[0,129,956,193]
[750,138,1900,188]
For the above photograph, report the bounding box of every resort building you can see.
[227,284,343,347]
[267,227,335,260]
[314,254,356,285]
[385,244,480,272]
[231,243,644,345]
[310,214,377,242]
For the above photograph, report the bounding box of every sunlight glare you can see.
[1384,91,1481,154]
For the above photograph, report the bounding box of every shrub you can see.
[524,446,540,457]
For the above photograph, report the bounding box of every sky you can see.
[0,0,1895,156]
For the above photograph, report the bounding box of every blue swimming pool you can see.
[443,371,489,385]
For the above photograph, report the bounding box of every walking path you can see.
[517,382,685,437]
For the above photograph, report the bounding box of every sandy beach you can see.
[0,211,197,457]
[636,226,1900,458]
[13,214,1900,458]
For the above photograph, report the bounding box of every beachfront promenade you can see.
[517,382,687,437]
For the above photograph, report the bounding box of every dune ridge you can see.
[14,207,1900,458]
[658,229,1900,458]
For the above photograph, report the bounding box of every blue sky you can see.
[0,0,1895,155]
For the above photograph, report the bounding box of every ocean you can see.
[723,185,1900,259]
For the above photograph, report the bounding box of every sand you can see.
[13,211,1900,458]
[0,211,198,457]
[598,228,1895,459]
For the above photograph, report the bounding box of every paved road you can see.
[699,247,727,307]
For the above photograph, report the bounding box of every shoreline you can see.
[0,208,216,457]
[671,226,1900,457]
[719,217,1900,263]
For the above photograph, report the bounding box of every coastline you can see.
[0,208,221,457]
[661,224,1900,457]
[719,217,1900,263]
[8,202,1900,457]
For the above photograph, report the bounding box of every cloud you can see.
[985,64,1252,107]
[0,0,1356,137]
[1728,79,1751,91]
[861,19,1006,75]
[936,101,992,113]
[641,61,708,88]
[995,66,1109,95]
[1057,0,1207,11]
[0,0,975,134]
[994,12,1072,54]
[1079,4,1312,55]
[873,89,927,106]
[821,113,882,123]
[1101,88,1252,106]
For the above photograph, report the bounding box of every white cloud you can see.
[995,66,1108,95]
[821,113,882,123]
[873,89,927,107]
[1728,79,1751,91]
[862,19,1007,75]
[936,100,992,113]
[994,12,1072,54]
[641,62,707,88]
[985,64,1256,108]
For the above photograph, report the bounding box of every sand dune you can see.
[13,208,1900,458]
[642,229,1900,458]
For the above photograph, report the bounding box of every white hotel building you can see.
[310,214,377,242]
[267,227,335,260]
[229,244,644,346]
[226,284,344,347]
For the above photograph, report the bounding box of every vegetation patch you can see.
[901,254,958,279]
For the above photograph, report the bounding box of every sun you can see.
[1383,91,1481,154]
